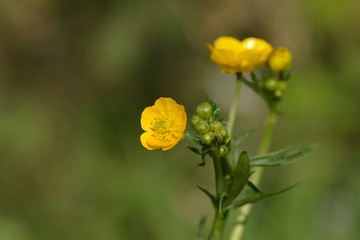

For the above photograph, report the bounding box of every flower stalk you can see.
[227,73,242,137]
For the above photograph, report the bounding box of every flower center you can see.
[153,117,169,134]
[151,117,181,142]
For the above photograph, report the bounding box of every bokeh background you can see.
[1,0,360,239]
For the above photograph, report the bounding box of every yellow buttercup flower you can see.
[208,36,273,73]
[140,97,187,151]
[268,47,293,73]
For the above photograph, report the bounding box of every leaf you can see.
[219,193,226,217]
[199,154,206,166]
[186,145,201,154]
[185,131,202,144]
[223,151,250,207]
[186,145,209,166]
[196,185,217,207]
[186,145,209,155]
[212,108,221,121]
[226,182,300,210]
[197,216,207,240]
[250,147,291,161]
[229,129,256,151]
[250,144,318,167]
[247,181,263,194]
[197,82,217,110]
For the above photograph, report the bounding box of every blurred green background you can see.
[0,0,359,239]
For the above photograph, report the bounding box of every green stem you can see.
[212,150,224,196]
[258,110,277,155]
[228,109,277,240]
[208,210,225,240]
[227,74,242,137]
[208,150,225,239]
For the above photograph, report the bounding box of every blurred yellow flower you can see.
[140,97,187,151]
[268,47,293,73]
[208,36,273,73]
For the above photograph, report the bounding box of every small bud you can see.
[210,121,222,131]
[202,132,214,145]
[274,90,283,98]
[195,121,210,135]
[219,126,228,138]
[276,81,287,91]
[190,115,202,128]
[196,102,213,119]
[219,145,229,157]
[268,47,292,73]
[264,78,277,91]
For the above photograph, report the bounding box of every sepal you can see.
[185,131,202,144]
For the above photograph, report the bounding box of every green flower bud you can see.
[195,121,210,135]
[190,115,202,128]
[274,90,283,98]
[202,132,214,145]
[264,78,277,91]
[219,145,229,157]
[219,126,228,138]
[276,81,287,92]
[210,121,222,131]
[196,102,213,119]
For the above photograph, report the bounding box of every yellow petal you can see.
[161,136,182,151]
[241,37,273,63]
[140,132,158,150]
[147,134,173,149]
[214,36,243,51]
[210,48,239,72]
[141,106,160,131]
[236,50,261,73]
[172,104,187,132]
[153,97,177,115]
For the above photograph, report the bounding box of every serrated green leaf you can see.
[250,144,318,167]
[223,151,250,207]
[197,82,217,110]
[185,131,202,144]
[225,182,300,210]
[229,129,256,151]
[197,216,207,240]
[196,185,216,206]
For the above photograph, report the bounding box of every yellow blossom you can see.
[140,97,187,151]
[208,36,273,73]
[268,47,293,73]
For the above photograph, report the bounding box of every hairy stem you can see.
[227,74,242,137]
